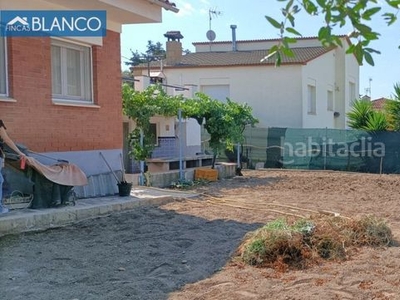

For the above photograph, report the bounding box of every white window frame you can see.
[0,37,8,97]
[51,38,93,103]
[307,83,316,115]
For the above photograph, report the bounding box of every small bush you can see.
[347,215,393,246]
[169,179,209,190]
[239,215,393,271]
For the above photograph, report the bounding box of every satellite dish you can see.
[206,30,216,42]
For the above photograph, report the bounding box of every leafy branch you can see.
[265,0,400,66]
[122,84,259,168]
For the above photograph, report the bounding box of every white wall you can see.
[143,37,359,130]
[173,84,197,98]
[134,75,150,91]
[163,65,303,128]
[150,116,175,137]
[302,50,337,128]
[334,46,346,129]
[345,47,360,128]
[185,118,201,147]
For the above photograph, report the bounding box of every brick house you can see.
[0,0,178,197]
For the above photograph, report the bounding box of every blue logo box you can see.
[0,10,107,37]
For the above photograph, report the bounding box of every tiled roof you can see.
[134,47,334,69]
[147,0,179,13]
[371,98,389,110]
[192,35,348,45]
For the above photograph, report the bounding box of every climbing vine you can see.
[122,84,259,168]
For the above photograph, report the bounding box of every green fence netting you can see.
[201,126,400,174]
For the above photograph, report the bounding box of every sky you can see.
[120,0,400,100]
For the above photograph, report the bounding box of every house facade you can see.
[124,75,206,174]
[0,0,178,197]
[133,31,360,130]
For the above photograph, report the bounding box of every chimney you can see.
[164,31,183,65]
[230,25,237,51]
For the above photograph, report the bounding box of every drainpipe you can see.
[178,109,184,182]
[230,25,237,51]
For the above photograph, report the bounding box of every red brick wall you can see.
[0,30,123,152]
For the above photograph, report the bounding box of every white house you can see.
[125,74,211,174]
[133,29,360,130]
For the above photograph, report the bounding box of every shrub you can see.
[239,215,393,271]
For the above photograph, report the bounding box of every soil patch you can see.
[1,169,400,300]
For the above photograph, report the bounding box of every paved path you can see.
[0,187,198,237]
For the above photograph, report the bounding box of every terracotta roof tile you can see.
[192,35,349,45]
[134,47,334,69]
[371,98,389,110]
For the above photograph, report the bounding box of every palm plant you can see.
[347,99,389,131]
[385,83,400,131]
[364,111,389,131]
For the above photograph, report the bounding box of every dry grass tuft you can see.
[239,215,393,271]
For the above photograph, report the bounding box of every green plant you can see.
[122,84,184,161]
[347,99,374,129]
[122,84,258,168]
[185,94,258,168]
[347,99,389,131]
[170,179,209,190]
[239,215,393,271]
[364,111,389,132]
[385,83,400,131]
[266,0,400,66]
[262,218,290,231]
[242,238,267,265]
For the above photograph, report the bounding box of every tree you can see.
[184,94,259,168]
[125,40,166,68]
[267,0,400,66]
[122,84,258,169]
[122,84,181,161]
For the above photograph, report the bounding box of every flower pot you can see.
[117,182,132,197]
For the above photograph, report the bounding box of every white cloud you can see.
[199,8,208,16]
[174,0,195,17]
[174,0,214,17]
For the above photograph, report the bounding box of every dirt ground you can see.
[1,169,400,300]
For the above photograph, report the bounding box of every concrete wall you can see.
[130,162,237,188]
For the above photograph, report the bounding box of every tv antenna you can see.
[365,77,372,98]
[206,8,222,42]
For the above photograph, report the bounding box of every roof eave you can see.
[134,62,307,69]
[147,0,179,13]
